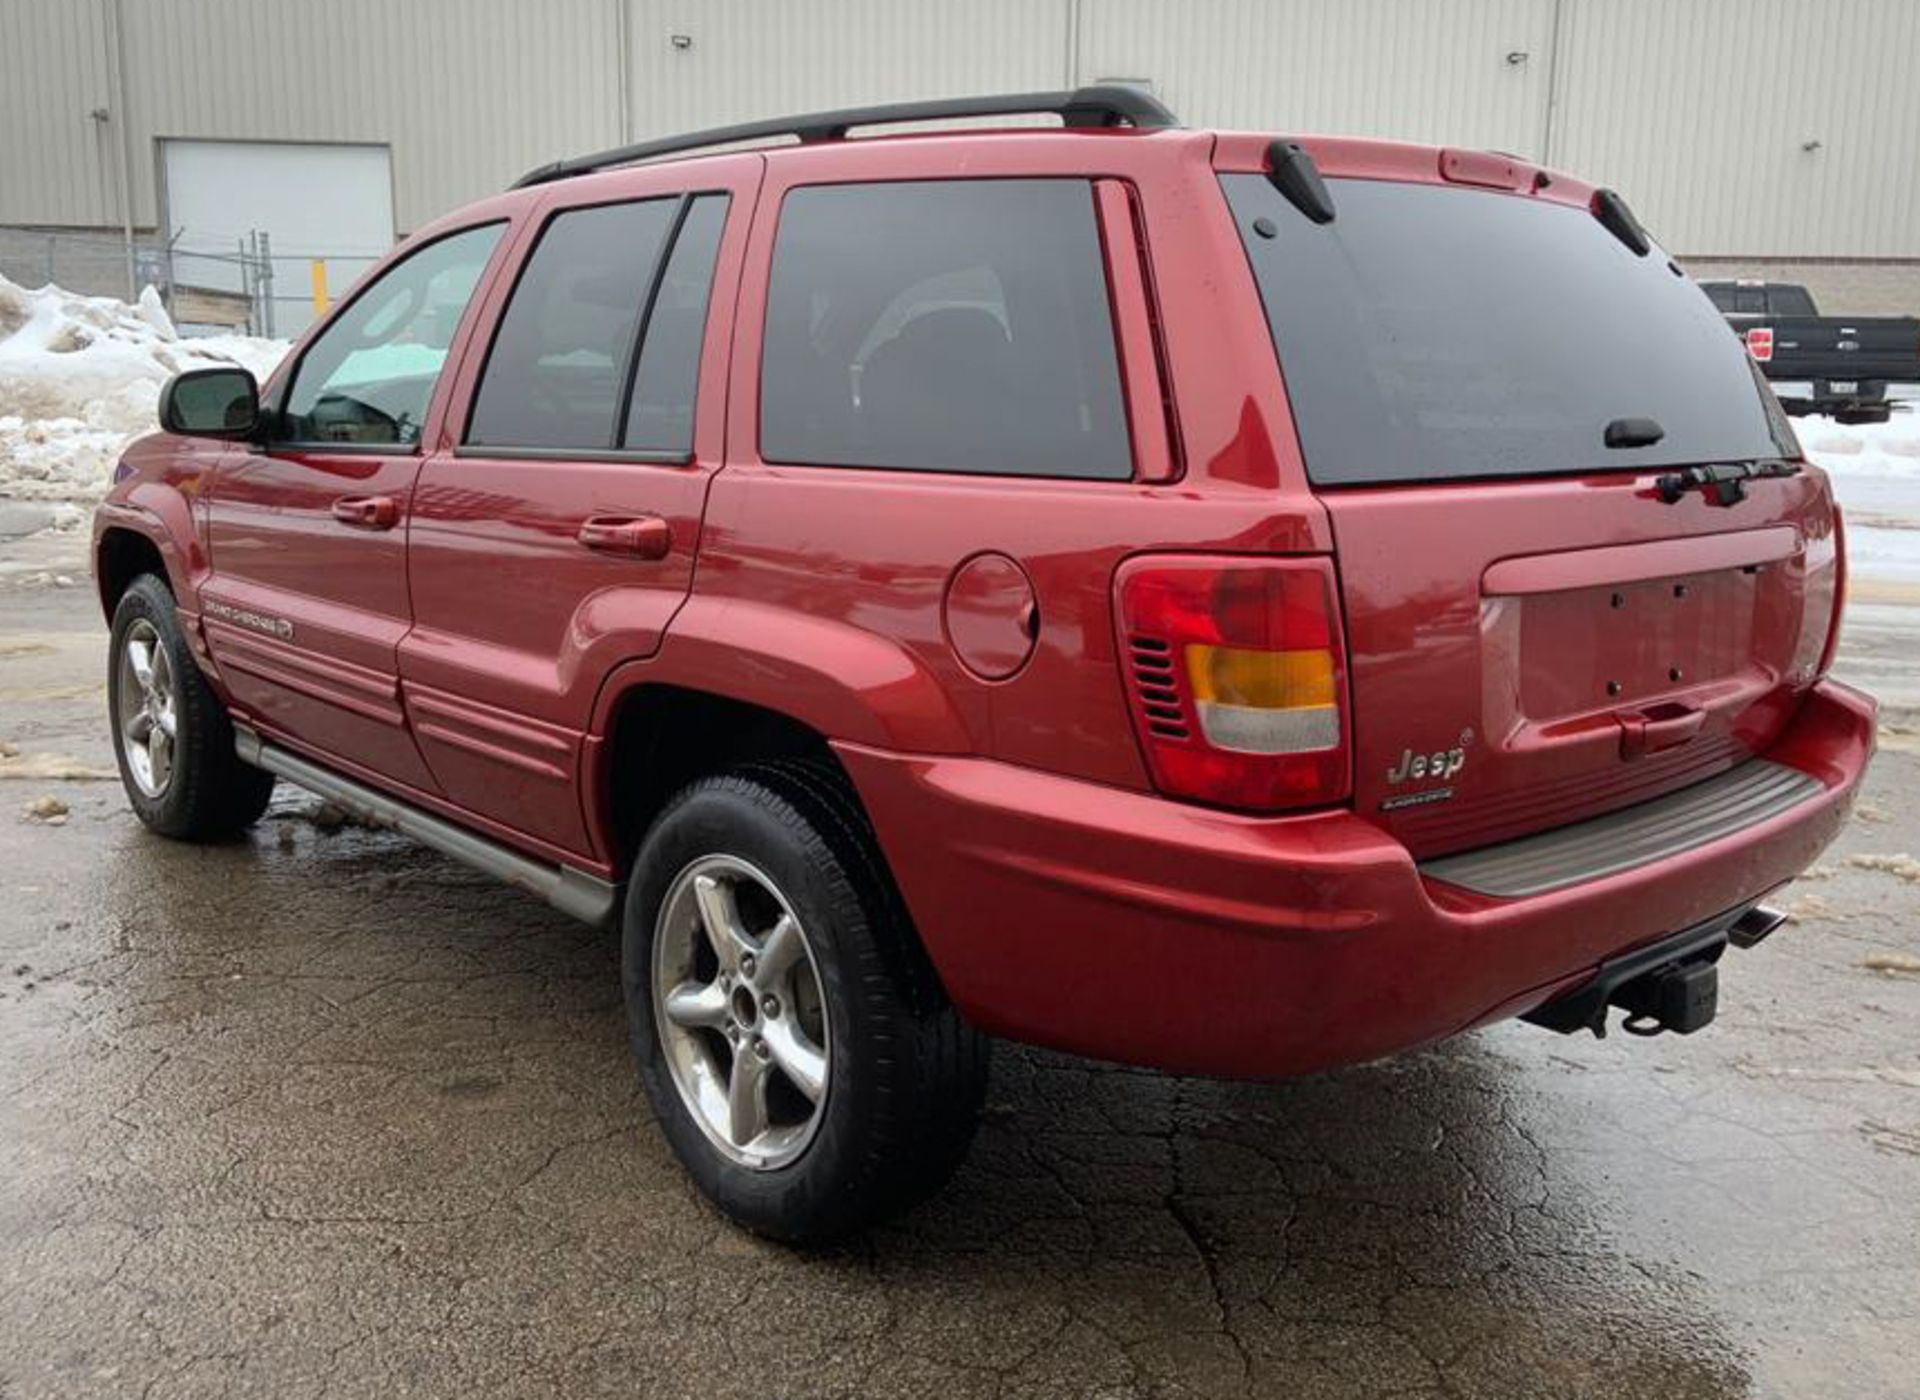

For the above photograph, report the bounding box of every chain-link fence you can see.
[0,226,347,338]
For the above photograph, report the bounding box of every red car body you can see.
[94,121,1874,1078]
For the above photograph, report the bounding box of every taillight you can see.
[1745,326,1774,362]
[1817,503,1848,678]
[1116,556,1351,810]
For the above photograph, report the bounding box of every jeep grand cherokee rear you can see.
[98,94,1874,1243]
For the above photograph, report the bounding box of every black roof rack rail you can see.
[509,85,1180,189]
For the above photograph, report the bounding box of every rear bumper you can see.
[835,678,1876,1078]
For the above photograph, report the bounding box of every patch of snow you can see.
[0,274,288,504]
[1796,397,1920,584]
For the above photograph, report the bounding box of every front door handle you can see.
[577,514,672,560]
[331,495,400,530]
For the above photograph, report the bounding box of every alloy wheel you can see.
[652,854,831,1169]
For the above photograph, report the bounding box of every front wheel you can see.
[108,574,274,840]
[623,762,987,1242]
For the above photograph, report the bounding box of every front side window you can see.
[279,222,502,446]
[760,179,1132,480]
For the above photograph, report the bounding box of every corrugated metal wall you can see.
[0,0,120,228]
[1072,0,1556,155]
[0,0,623,236]
[3,0,1918,259]
[1548,0,1920,258]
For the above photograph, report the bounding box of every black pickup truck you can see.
[1699,280,1917,423]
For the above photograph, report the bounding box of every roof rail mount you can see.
[511,85,1181,189]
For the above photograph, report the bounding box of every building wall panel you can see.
[622,0,1070,138]
[0,0,119,227]
[1074,0,1557,156]
[1550,0,1920,257]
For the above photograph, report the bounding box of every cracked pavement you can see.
[3,560,1918,1399]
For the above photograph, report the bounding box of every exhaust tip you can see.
[1728,904,1788,950]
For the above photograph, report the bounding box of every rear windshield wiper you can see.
[1654,460,1801,506]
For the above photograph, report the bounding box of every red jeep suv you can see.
[92,89,1875,1240]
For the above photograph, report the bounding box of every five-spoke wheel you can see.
[623,764,988,1241]
[115,618,178,797]
[653,854,831,1168]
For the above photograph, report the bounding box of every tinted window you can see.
[1700,282,1737,312]
[1223,176,1787,485]
[280,223,502,446]
[761,180,1131,479]
[467,199,676,450]
[1734,286,1767,314]
[1771,284,1818,317]
[624,194,728,453]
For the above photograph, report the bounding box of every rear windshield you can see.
[1222,175,1789,486]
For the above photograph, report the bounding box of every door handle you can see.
[1616,701,1707,760]
[331,495,400,530]
[577,514,672,560]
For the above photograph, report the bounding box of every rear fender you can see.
[587,595,971,755]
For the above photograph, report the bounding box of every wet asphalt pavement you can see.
[2,557,1917,1400]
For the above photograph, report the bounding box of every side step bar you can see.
[235,728,618,927]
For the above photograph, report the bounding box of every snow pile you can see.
[0,274,288,504]
[1798,395,1920,583]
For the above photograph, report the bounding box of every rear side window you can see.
[625,195,728,454]
[1770,284,1817,317]
[467,193,728,454]
[760,179,1132,480]
[1222,176,1788,486]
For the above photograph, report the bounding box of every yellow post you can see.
[310,259,330,317]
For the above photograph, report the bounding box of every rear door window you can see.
[467,194,728,454]
[1222,176,1788,486]
[760,179,1132,480]
[624,194,728,454]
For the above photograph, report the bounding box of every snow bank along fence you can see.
[0,226,333,336]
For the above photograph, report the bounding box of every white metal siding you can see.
[1074,0,1558,156]
[0,0,119,226]
[1548,0,1920,258]
[622,0,1071,136]
[4,0,1919,260]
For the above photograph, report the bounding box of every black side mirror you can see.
[159,367,260,439]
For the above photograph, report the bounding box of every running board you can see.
[234,728,617,926]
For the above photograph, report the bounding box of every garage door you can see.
[162,140,394,336]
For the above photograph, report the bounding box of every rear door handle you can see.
[577,514,672,560]
[331,495,400,530]
[1616,702,1707,760]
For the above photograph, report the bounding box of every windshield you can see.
[1222,175,1791,486]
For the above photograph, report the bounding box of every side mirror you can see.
[159,367,259,439]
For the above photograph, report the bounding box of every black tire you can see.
[107,574,275,840]
[622,760,988,1242]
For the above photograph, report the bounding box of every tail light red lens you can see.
[1745,326,1774,362]
[1817,503,1848,678]
[1116,556,1351,811]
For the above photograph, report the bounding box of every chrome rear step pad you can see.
[235,728,617,926]
[1419,759,1821,899]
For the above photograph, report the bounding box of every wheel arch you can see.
[585,598,973,869]
[592,682,859,874]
